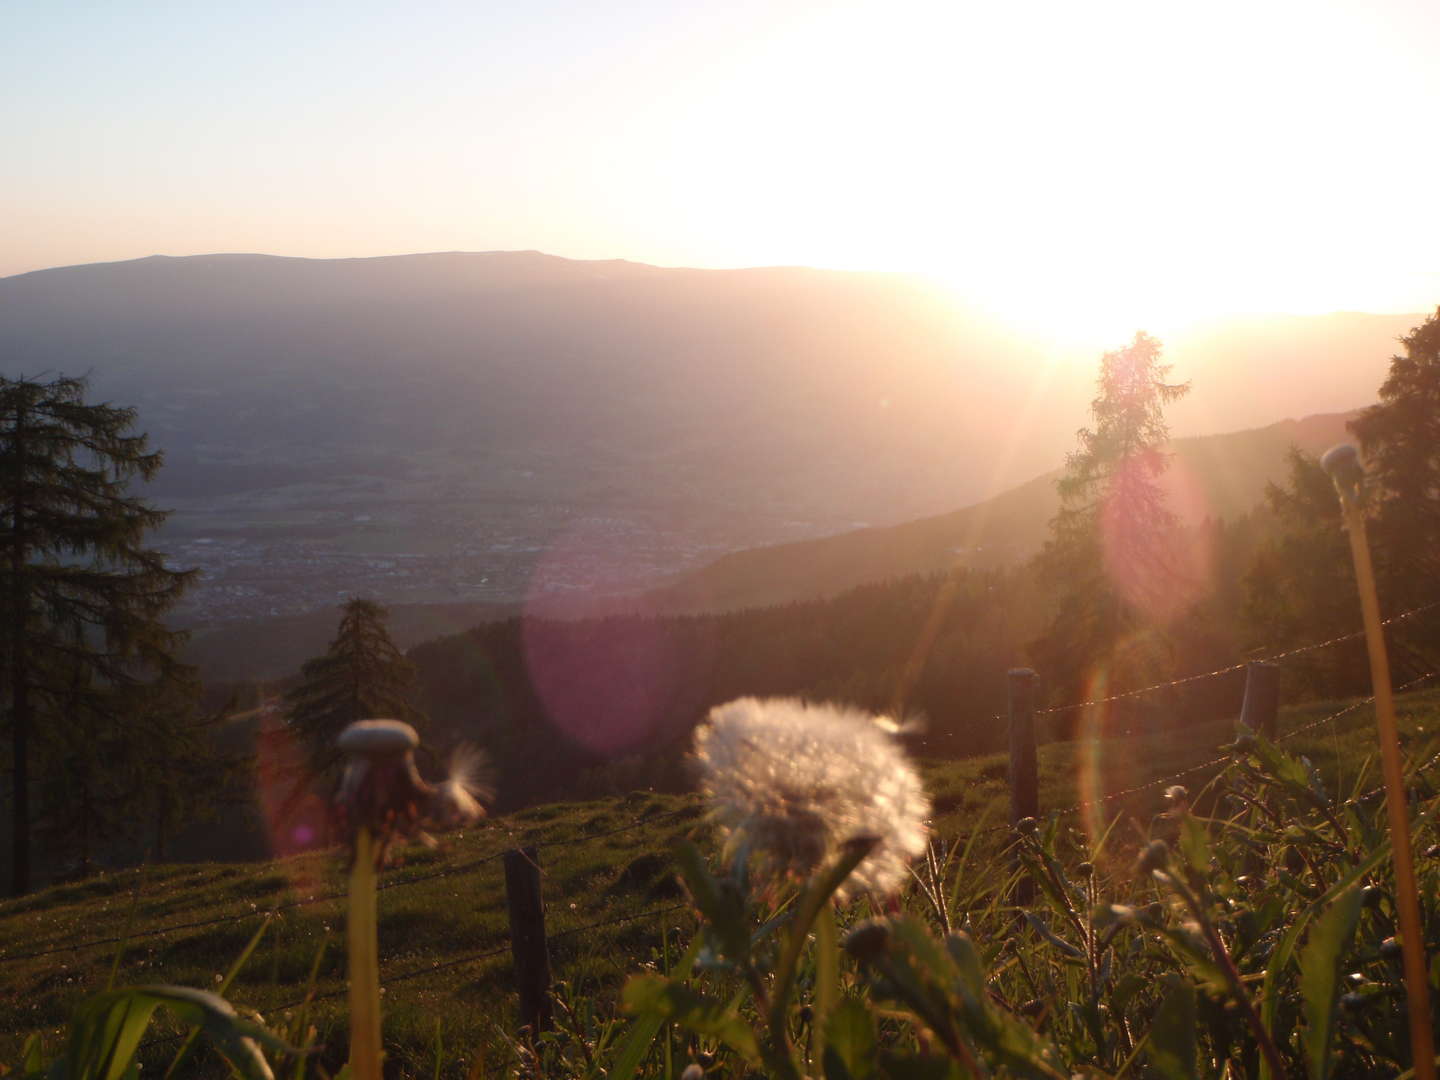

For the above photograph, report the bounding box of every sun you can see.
[922,258,1207,353]
[918,257,1410,355]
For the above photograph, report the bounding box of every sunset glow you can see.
[3,0,1435,324]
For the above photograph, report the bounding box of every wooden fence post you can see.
[504,847,552,1034]
[1240,662,1280,739]
[1008,668,1039,825]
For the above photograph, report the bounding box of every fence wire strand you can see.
[1036,598,1440,718]
[1035,670,1438,824]
[1,807,695,963]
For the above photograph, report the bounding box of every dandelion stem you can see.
[347,826,382,1080]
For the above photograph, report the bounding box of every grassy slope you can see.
[3,686,1436,1074]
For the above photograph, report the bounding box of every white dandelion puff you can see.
[693,696,931,900]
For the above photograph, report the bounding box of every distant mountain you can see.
[643,411,1359,613]
[0,252,1422,624]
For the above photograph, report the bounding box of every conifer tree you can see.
[285,597,423,787]
[1242,448,1369,696]
[1030,332,1189,712]
[1,374,194,895]
[1349,307,1440,622]
[1249,308,1440,684]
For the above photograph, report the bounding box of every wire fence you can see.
[6,600,1440,1048]
[0,806,695,964]
[133,899,694,1052]
[1035,597,1440,718]
[1038,669,1438,825]
[10,595,1440,965]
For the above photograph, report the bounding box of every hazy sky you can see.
[4,0,1437,330]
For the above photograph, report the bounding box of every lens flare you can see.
[523,517,717,755]
[1099,453,1215,623]
[255,708,330,859]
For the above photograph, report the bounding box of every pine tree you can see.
[1349,307,1440,619]
[1242,448,1369,697]
[1247,307,1440,684]
[1030,332,1190,713]
[1,374,194,895]
[284,597,423,789]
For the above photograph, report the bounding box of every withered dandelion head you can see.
[694,697,930,900]
[336,720,490,866]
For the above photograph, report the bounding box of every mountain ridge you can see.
[637,409,1359,614]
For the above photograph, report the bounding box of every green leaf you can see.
[1258,834,1396,1079]
[1110,972,1148,1016]
[610,937,700,1080]
[1153,925,1230,995]
[771,836,878,1022]
[877,1052,961,1080]
[165,915,273,1080]
[1023,912,1084,960]
[1176,813,1212,880]
[823,999,878,1080]
[1250,734,1328,807]
[815,902,841,1057]
[1299,885,1365,1080]
[63,985,289,1080]
[621,974,760,1062]
[1144,976,1198,1080]
[672,840,750,964]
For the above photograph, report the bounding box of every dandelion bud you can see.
[1076,861,1095,878]
[843,920,892,963]
[1341,992,1369,1014]
[1321,443,1365,502]
[1137,840,1170,874]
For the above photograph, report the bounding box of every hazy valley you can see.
[0,251,1420,658]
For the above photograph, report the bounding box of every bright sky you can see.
[4,0,1437,333]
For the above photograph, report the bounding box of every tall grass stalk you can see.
[1324,442,1435,1080]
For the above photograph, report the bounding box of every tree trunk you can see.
[8,405,29,896]
[156,787,168,862]
[10,656,29,896]
[79,775,91,878]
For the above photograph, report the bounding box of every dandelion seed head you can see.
[694,697,930,900]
